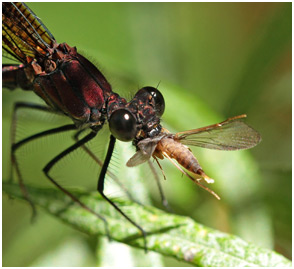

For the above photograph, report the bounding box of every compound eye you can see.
[137,86,165,117]
[109,109,137,141]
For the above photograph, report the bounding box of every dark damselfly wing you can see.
[174,114,261,150]
[2,2,56,63]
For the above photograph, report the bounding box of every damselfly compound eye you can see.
[136,86,165,117]
[109,109,137,141]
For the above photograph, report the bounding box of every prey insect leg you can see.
[147,159,172,212]
[162,152,220,200]
[153,157,167,181]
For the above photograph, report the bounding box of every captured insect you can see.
[2,2,261,250]
[127,114,261,200]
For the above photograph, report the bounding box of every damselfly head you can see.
[133,86,165,117]
[108,86,165,142]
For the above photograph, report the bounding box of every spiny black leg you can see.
[43,131,110,239]
[11,124,77,219]
[97,135,147,251]
[13,124,76,151]
[12,156,37,219]
[10,102,52,183]
[9,101,75,219]
[73,130,142,204]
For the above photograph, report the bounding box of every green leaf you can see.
[3,182,291,267]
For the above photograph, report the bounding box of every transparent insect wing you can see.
[126,150,151,167]
[126,136,164,167]
[175,117,261,151]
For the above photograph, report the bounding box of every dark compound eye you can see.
[109,109,137,141]
[136,86,165,117]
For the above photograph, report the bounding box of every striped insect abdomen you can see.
[156,137,203,174]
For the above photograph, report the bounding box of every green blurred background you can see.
[2,2,291,266]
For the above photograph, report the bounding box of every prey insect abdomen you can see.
[156,137,202,174]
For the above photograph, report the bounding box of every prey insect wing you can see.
[127,115,261,168]
[174,114,261,150]
[126,115,261,200]
[126,135,165,167]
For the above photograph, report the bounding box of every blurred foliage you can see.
[2,2,291,266]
